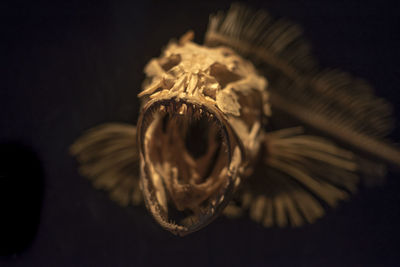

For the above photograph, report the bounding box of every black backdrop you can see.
[1,0,400,266]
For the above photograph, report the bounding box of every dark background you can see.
[1,0,400,266]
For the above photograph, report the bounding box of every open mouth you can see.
[137,98,242,235]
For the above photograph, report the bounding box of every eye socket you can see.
[160,54,182,71]
[209,62,242,88]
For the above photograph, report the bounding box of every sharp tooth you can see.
[234,177,241,188]
[199,108,203,114]
[205,111,213,120]
[178,103,187,115]
[159,105,166,112]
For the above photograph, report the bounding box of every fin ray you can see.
[70,123,142,206]
[205,4,399,166]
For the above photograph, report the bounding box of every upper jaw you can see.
[137,97,244,235]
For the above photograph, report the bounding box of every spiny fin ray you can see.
[70,123,142,206]
[205,4,398,166]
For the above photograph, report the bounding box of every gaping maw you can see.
[138,98,242,235]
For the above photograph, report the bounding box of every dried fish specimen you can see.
[70,4,400,236]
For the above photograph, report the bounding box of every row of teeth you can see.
[158,102,214,118]
[153,100,228,223]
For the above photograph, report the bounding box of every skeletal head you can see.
[137,37,268,235]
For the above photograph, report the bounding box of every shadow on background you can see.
[0,142,44,257]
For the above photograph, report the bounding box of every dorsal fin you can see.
[206,3,317,74]
[205,4,400,166]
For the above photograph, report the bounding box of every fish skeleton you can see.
[70,4,400,236]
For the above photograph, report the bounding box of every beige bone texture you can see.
[70,4,400,236]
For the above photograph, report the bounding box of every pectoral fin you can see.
[70,123,142,206]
